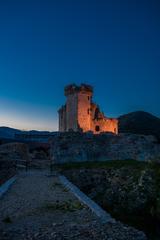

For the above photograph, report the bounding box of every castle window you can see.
[88,96,90,100]
[88,109,90,114]
[94,107,99,120]
[95,125,100,132]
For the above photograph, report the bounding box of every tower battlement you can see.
[64,84,93,96]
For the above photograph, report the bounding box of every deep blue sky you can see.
[0,0,160,130]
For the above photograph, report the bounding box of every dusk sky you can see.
[0,0,160,131]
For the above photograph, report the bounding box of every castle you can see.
[58,84,118,134]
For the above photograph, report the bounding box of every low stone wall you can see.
[50,132,160,164]
[0,142,30,161]
[0,143,30,184]
[0,160,16,185]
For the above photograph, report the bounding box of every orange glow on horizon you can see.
[0,114,58,131]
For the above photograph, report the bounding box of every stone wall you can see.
[77,92,92,132]
[0,143,30,184]
[50,132,160,164]
[91,117,118,134]
[66,93,78,131]
[0,142,30,161]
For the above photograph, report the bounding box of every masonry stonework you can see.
[58,84,118,134]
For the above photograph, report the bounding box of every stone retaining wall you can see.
[50,132,160,164]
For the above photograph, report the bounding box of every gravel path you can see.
[0,170,146,240]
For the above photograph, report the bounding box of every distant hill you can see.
[0,127,51,140]
[118,111,160,139]
[0,127,21,139]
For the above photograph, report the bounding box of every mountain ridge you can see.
[0,126,52,139]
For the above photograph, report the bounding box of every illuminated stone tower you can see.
[58,83,118,134]
[59,84,93,132]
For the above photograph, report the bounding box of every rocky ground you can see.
[0,170,146,240]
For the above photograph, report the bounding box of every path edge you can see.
[59,175,115,224]
[0,176,17,198]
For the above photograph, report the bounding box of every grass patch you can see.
[51,182,63,188]
[55,159,151,171]
[62,188,69,192]
[42,200,84,212]
[2,216,12,223]
[51,182,69,192]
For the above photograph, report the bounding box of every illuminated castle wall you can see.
[58,84,118,134]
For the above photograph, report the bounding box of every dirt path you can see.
[0,170,146,240]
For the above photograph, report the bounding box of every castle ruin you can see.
[58,84,118,134]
